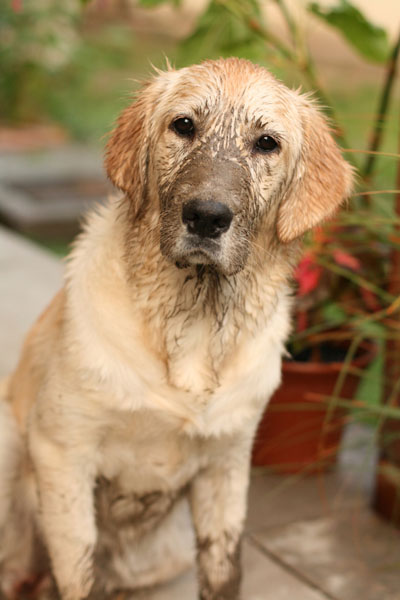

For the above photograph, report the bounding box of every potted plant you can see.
[371,28,400,523]
[251,11,400,469]
[251,220,381,471]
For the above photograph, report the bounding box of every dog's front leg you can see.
[190,434,252,600]
[29,421,97,600]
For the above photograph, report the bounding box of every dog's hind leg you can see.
[0,380,46,598]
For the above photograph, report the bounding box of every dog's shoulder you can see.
[8,288,66,430]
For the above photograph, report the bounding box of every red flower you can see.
[332,250,361,271]
[11,0,22,12]
[296,310,308,332]
[360,287,381,311]
[294,252,323,296]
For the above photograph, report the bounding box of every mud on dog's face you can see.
[106,59,352,275]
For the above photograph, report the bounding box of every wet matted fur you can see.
[0,58,352,600]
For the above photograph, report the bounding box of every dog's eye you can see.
[255,135,279,153]
[172,117,195,137]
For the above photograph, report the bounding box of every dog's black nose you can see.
[182,199,233,239]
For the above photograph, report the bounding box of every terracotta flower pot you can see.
[373,460,400,528]
[252,343,375,473]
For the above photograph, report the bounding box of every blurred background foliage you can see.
[0,0,175,140]
[0,0,397,155]
[1,1,398,228]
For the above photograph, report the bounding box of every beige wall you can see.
[265,0,399,82]
[323,0,399,38]
[132,0,399,38]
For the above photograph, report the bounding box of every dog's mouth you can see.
[174,239,220,269]
[160,220,247,276]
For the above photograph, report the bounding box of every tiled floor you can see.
[129,460,399,600]
[252,507,400,600]
[1,226,399,600]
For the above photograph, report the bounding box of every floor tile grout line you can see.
[245,534,340,600]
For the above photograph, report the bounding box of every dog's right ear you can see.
[277,98,353,243]
[105,85,153,217]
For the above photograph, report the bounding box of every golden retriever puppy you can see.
[0,58,352,600]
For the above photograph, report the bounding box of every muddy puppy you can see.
[0,58,352,600]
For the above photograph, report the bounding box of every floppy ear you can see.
[105,85,153,216]
[277,100,353,243]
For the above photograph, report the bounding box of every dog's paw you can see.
[58,574,94,600]
[50,542,95,600]
[0,572,54,600]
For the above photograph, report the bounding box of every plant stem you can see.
[388,107,400,299]
[363,29,400,179]
[267,0,356,160]
[302,60,345,129]
[317,336,362,461]
[274,0,298,49]
[383,102,400,405]
[379,89,400,468]
[306,394,400,420]
[219,0,295,61]
[316,256,395,304]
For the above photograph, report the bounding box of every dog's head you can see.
[106,58,352,275]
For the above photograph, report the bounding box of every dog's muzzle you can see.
[182,199,233,239]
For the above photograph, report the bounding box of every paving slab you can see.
[129,539,326,600]
[0,146,103,184]
[247,422,377,533]
[0,146,110,237]
[0,226,62,375]
[246,468,366,534]
[251,508,400,600]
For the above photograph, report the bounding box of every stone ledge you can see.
[0,226,63,376]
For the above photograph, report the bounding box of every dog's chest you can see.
[160,289,243,395]
[94,413,202,535]
[164,313,225,394]
[98,412,203,494]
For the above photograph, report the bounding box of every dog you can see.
[0,58,352,600]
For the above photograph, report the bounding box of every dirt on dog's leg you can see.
[190,434,253,600]
[29,419,98,600]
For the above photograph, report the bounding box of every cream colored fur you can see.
[0,58,352,600]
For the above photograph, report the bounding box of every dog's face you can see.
[106,59,352,275]
[153,66,297,275]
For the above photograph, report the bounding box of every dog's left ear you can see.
[277,100,353,243]
[105,83,155,217]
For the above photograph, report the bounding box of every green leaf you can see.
[178,0,267,65]
[321,302,347,324]
[355,340,383,411]
[138,0,183,6]
[308,0,390,63]
[138,0,169,7]
[355,319,385,338]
